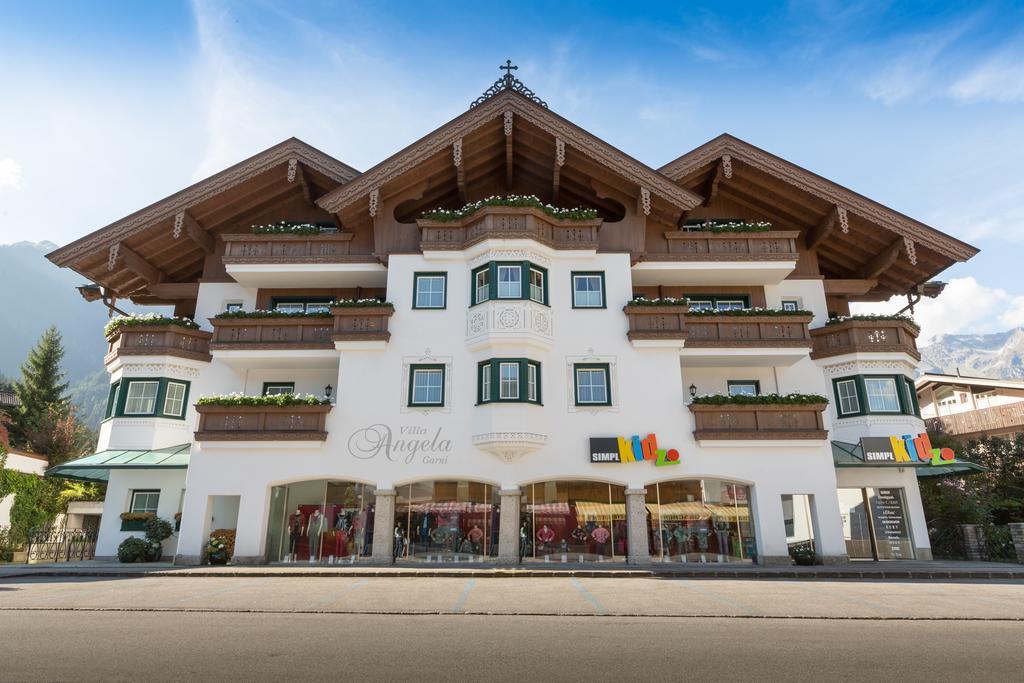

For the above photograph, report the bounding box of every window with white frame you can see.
[574,364,611,406]
[475,268,490,304]
[478,359,541,404]
[162,382,187,417]
[224,301,244,313]
[499,362,520,399]
[263,382,295,396]
[781,299,801,312]
[836,379,860,415]
[529,268,545,303]
[130,490,160,514]
[409,366,445,406]
[123,381,159,415]
[572,273,605,308]
[497,265,522,298]
[528,363,538,402]
[414,273,447,309]
[865,377,901,412]
[727,380,760,397]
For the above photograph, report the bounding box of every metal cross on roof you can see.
[470,59,548,109]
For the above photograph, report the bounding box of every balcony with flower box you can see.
[417,199,602,255]
[103,316,212,369]
[208,311,336,369]
[221,222,386,288]
[623,300,689,349]
[688,394,829,442]
[810,315,921,363]
[331,302,395,350]
[633,221,800,286]
[683,308,813,366]
[194,395,333,444]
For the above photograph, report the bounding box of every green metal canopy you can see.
[831,441,986,479]
[46,444,191,483]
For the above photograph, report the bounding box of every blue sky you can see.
[1,1,1023,341]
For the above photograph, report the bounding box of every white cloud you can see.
[852,277,1024,343]
[0,158,23,189]
[949,51,1024,103]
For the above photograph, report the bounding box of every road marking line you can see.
[452,579,476,613]
[571,578,607,615]
[674,580,753,614]
[789,582,896,615]
[309,579,369,610]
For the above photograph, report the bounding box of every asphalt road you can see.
[2,576,1023,681]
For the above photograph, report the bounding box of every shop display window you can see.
[265,480,376,564]
[837,487,914,561]
[646,479,755,563]
[394,481,500,562]
[520,481,628,562]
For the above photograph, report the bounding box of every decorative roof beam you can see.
[504,111,514,190]
[806,206,838,250]
[177,210,215,254]
[859,238,904,279]
[453,138,467,204]
[117,243,165,285]
[702,157,726,207]
[552,137,565,202]
[289,159,314,206]
[368,188,380,218]
[145,282,200,300]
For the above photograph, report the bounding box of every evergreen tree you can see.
[10,326,70,448]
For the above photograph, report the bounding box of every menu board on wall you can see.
[869,488,912,560]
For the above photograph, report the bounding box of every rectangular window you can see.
[836,379,860,415]
[572,273,605,308]
[727,380,760,397]
[263,382,295,396]
[270,297,333,313]
[475,268,490,304]
[274,302,306,314]
[684,294,750,311]
[499,362,520,399]
[409,366,445,406]
[304,302,332,314]
[865,377,901,412]
[687,299,714,311]
[130,490,160,514]
[781,299,800,312]
[716,299,746,311]
[497,265,521,298]
[480,364,491,401]
[224,301,243,313]
[123,381,159,415]
[575,365,611,406]
[105,381,121,419]
[162,382,187,417]
[528,363,538,402]
[529,268,545,303]
[414,273,447,309]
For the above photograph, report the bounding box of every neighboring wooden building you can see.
[917,373,1024,440]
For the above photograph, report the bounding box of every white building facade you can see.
[46,73,979,566]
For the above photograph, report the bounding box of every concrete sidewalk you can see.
[2,558,1022,580]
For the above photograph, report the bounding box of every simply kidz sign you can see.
[859,432,956,466]
[590,434,680,467]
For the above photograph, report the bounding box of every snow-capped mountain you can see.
[918,327,1024,379]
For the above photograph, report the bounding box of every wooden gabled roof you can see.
[659,134,978,297]
[317,90,702,219]
[45,139,358,297]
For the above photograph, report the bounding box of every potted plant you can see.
[788,541,817,566]
[143,517,174,562]
[207,529,236,565]
[117,536,150,563]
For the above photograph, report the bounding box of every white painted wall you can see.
[94,469,186,559]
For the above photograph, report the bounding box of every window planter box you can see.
[209,316,335,350]
[418,206,602,251]
[684,313,813,348]
[105,324,212,364]
[689,402,828,440]
[194,403,333,441]
[331,305,394,342]
[810,319,920,361]
[623,304,690,341]
[221,232,364,264]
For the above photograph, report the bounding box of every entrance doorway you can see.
[837,487,914,560]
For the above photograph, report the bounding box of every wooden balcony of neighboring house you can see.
[104,324,212,366]
[417,206,602,251]
[220,231,387,288]
[194,403,333,442]
[810,318,920,362]
[689,402,829,441]
[925,402,1024,439]
[632,230,800,286]
[682,312,813,366]
[331,305,395,347]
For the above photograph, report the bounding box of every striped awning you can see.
[647,502,750,522]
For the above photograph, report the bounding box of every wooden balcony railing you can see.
[689,403,828,440]
[925,403,1024,438]
[810,319,920,361]
[684,314,813,348]
[417,206,601,251]
[331,305,394,342]
[209,317,334,350]
[195,404,333,441]
[623,305,689,341]
[643,230,800,261]
[221,232,375,264]
[105,325,212,364]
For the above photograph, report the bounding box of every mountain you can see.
[0,241,165,428]
[918,327,1024,379]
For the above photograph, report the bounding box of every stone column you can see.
[1008,523,1024,564]
[370,489,396,565]
[498,488,521,565]
[624,488,650,565]
[959,524,988,561]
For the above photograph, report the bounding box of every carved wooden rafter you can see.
[179,210,215,254]
[702,158,726,207]
[117,243,165,285]
[806,206,838,250]
[146,282,200,299]
[860,239,903,279]
[453,138,467,203]
[504,111,514,190]
[552,137,565,202]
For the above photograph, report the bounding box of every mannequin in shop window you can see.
[307,509,327,563]
[536,524,555,554]
[288,508,304,560]
[570,525,588,547]
[334,514,349,559]
[519,525,529,559]
[393,526,406,560]
[590,524,610,556]
[466,525,484,554]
